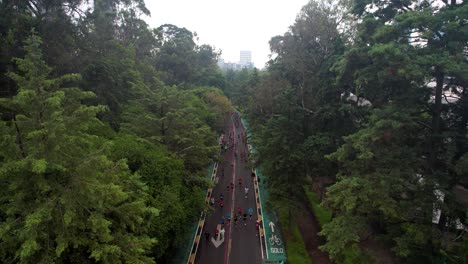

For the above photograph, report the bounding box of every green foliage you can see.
[320,215,366,261]
[284,224,312,264]
[277,206,311,264]
[0,34,157,263]
[303,187,332,227]
[0,2,231,262]
[235,0,468,262]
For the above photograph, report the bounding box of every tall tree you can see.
[0,34,156,264]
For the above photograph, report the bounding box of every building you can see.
[240,51,252,66]
[217,51,254,71]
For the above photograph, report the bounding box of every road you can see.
[195,113,263,264]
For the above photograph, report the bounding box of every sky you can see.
[143,0,310,69]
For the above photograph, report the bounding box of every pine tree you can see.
[0,33,157,264]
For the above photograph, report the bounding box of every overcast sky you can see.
[143,0,310,68]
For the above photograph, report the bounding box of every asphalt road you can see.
[195,113,262,264]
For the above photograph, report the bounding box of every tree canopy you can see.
[0,1,231,263]
[233,0,468,262]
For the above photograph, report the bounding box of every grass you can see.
[286,224,312,264]
[277,207,312,264]
[303,187,332,227]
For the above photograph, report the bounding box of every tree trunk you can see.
[454,87,468,161]
[13,115,26,158]
[430,67,444,168]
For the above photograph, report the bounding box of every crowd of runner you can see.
[204,112,262,244]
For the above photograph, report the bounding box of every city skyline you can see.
[218,50,254,71]
[143,0,310,68]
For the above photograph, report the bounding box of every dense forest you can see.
[0,0,232,263]
[229,0,468,263]
[1,0,467,263]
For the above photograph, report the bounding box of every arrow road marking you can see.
[269,221,275,233]
[212,224,225,248]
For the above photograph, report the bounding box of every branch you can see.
[13,115,26,158]
[176,145,195,154]
[417,121,433,131]
[297,104,316,115]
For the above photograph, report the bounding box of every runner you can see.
[219,199,224,209]
[230,182,234,191]
[243,213,247,226]
[255,220,260,236]
[248,207,254,220]
[234,215,238,226]
[237,206,242,216]
[244,186,249,198]
[226,213,231,223]
[214,227,219,239]
[210,197,215,206]
[220,227,225,240]
[219,193,224,201]
[205,231,210,242]
[220,216,225,226]
[238,178,242,188]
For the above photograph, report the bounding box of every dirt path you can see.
[296,205,331,264]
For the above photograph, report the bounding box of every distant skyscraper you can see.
[217,51,254,71]
[239,51,252,66]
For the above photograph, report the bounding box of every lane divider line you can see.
[225,114,237,264]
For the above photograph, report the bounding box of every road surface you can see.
[195,113,263,264]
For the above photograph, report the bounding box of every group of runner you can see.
[205,112,260,243]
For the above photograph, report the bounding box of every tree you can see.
[0,34,157,264]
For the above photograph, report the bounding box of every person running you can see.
[244,186,249,198]
[234,215,238,226]
[220,216,225,226]
[230,182,234,191]
[205,231,210,242]
[248,207,254,220]
[219,193,224,201]
[220,227,225,239]
[238,178,242,188]
[237,206,242,216]
[210,197,215,206]
[243,213,247,226]
[219,200,224,209]
[255,220,260,236]
[214,227,219,239]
